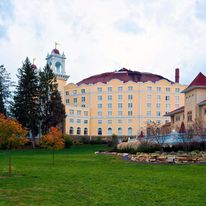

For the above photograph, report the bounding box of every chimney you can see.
[175,68,179,83]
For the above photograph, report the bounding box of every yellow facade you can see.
[56,74,186,137]
[167,73,206,131]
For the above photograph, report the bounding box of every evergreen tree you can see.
[39,64,65,134]
[0,65,11,116]
[12,58,39,147]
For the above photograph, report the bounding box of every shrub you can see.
[63,134,73,148]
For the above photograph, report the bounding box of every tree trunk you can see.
[52,149,55,165]
[8,149,12,176]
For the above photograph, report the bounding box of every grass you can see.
[0,145,206,206]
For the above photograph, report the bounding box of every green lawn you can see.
[0,145,206,206]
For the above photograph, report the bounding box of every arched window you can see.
[55,62,62,73]
[128,127,132,135]
[98,128,102,136]
[107,127,112,136]
[118,127,122,136]
[84,128,88,135]
[69,127,73,135]
[77,127,81,135]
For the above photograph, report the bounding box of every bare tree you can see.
[192,118,206,151]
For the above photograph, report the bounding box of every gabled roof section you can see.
[182,72,206,93]
[77,68,174,86]
[165,106,184,117]
[199,99,206,106]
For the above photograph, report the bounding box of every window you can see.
[118,94,123,101]
[73,90,77,94]
[147,95,152,102]
[108,120,112,124]
[118,111,123,116]
[157,87,161,92]
[66,99,69,104]
[118,86,123,92]
[175,96,179,102]
[107,128,112,135]
[165,96,170,101]
[147,86,152,91]
[156,111,161,116]
[74,98,77,104]
[81,89,85,94]
[118,127,122,135]
[156,103,161,109]
[98,120,102,124]
[147,111,151,117]
[98,104,102,109]
[98,95,102,101]
[108,111,112,116]
[69,119,74,123]
[175,88,180,93]
[108,95,112,101]
[84,119,88,124]
[128,111,133,116]
[175,115,180,121]
[118,103,123,109]
[187,111,192,122]
[166,104,170,111]
[97,87,102,92]
[166,87,170,92]
[77,119,81,124]
[156,120,161,124]
[128,94,133,100]
[82,96,85,102]
[82,105,85,108]
[157,95,161,102]
[108,87,112,92]
[128,127,132,135]
[77,110,81,115]
[70,109,74,115]
[84,111,88,116]
[128,103,133,108]
[65,91,69,95]
[128,86,133,91]
[69,127,74,135]
[147,119,152,124]
[77,127,81,135]
[175,104,179,109]
[147,103,151,108]
[118,119,122,124]
[84,128,88,135]
[98,111,102,116]
[108,103,112,109]
[98,128,102,135]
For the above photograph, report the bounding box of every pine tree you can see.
[12,58,39,147]
[39,64,65,134]
[0,65,11,116]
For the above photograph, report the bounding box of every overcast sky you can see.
[0,0,206,85]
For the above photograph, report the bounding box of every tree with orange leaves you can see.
[0,114,28,176]
[39,127,64,164]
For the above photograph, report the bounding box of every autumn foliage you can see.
[40,127,64,150]
[0,114,28,149]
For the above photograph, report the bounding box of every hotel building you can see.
[166,72,206,131]
[46,47,186,137]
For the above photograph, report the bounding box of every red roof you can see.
[77,68,174,85]
[31,64,37,69]
[183,72,206,93]
[165,106,184,116]
[199,99,206,106]
[52,48,60,55]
